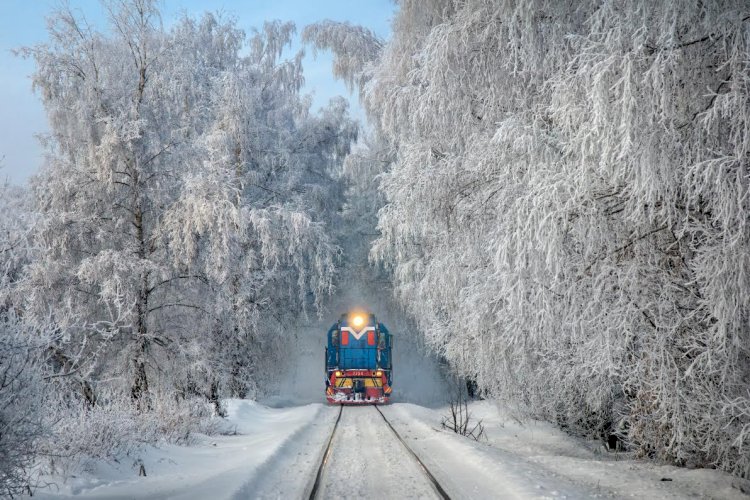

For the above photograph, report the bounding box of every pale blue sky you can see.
[0,0,395,186]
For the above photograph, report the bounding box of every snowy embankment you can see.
[33,399,749,499]
[33,400,336,499]
[381,402,750,500]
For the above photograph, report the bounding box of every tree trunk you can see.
[209,380,226,417]
[130,181,152,410]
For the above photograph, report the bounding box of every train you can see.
[325,311,392,404]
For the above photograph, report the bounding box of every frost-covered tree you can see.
[160,20,357,399]
[0,178,47,498]
[0,178,36,306]
[303,20,391,287]
[21,0,356,412]
[303,20,383,95]
[308,0,750,478]
[0,315,48,499]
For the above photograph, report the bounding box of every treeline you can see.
[0,0,356,495]
[306,0,750,479]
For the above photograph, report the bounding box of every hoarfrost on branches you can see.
[11,0,356,451]
[302,20,384,94]
[308,0,750,479]
[0,180,48,498]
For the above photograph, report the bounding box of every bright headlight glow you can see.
[352,315,365,327]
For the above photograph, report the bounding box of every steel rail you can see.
[308,404,344,500]
[374,405,452,500]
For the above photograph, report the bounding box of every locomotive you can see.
[325,312,392,404]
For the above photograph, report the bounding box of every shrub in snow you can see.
[441,382,485,441]
[40,393,215,478]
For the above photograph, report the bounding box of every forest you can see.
[1,0,749,496]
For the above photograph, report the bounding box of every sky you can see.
[0,0,395,186]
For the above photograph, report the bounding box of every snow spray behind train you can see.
[325,311,392,404]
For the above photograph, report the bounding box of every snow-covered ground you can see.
[315,406,438,499]
[380,402,750,499]
[29,291,748,499]
[32,399,749,499]
[33,400,333,499]
[29,299,749,499]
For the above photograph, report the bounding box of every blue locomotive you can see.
[325,312,392,404]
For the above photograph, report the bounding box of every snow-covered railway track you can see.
[309,405,450,499]
[308,404,344,499]
[373,405,451,500]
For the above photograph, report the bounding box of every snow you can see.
[33,400,331,499]
[315,406,438,499]
[380,403,602,499]
[381,401,750,500]
[32,399,749,499]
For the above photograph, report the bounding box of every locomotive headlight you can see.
[335,370,342,377]
[375,370,383,377]
[352,315,365,327]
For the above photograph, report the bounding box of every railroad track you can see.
[373,405,451,500]
[308,405,451,500]
[308,404,343,499]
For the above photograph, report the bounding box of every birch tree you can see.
[22,0,355,411]
[0,180,47,498]
[308,0,750,478]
